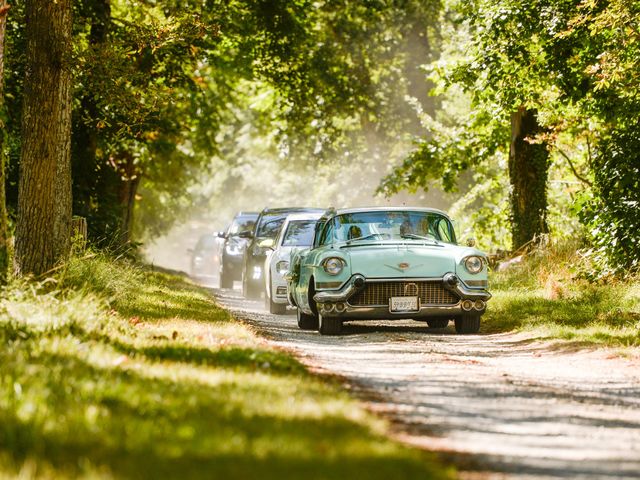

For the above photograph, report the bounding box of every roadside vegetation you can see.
[484,242,640,348]
[0,254,453,479]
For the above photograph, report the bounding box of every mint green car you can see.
[287,207,491,335]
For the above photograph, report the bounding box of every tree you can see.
[509,107,549,249]
[14,0,73,275]
[71,0,443,244]
[0,0,10,283]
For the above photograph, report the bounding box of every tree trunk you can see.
[509,107,550,251]
[15,0,72,276]
[0,1,10,284]
[118,153,140,245]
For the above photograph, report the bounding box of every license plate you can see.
[390,296,419,312]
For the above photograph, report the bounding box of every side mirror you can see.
[466,237,476,247]
[238,230,253,239]
[216,231,226,238]
[258,238,274,248]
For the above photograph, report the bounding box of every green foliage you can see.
[0,254,453,478]
[558,0,640,274]
[379,0,639,269]
[582,125,640,275]
[485,242,640,347]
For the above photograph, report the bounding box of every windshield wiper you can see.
[401,234,440,244]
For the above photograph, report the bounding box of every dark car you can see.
[218,211,259,288]
[188,234,220,278]
[240,207,325,299]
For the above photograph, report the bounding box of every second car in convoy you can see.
[263,212,324,314]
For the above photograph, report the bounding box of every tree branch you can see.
[557,148,593,187]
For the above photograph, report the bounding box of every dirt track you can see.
[209,285,640,479]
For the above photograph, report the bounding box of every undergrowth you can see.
[485,241,640,347]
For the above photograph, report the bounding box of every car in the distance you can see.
[188,233,220,278]
[218,211,259,288]
[240,207,325,299]
[264,212,324,314]
[287,207,491,335]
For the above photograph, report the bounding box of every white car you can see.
[264,212,324,314]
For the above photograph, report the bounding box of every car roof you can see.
[234,211,259,218]
[284,212,324,222]
[261,207,325,215]
[333,206,450,218]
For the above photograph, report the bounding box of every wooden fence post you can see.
[71,216,88,251]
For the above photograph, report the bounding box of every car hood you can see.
[339,242,476,278]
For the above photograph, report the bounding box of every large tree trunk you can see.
[15,0,72,276]
[0,1,10,284]
[509,107,550,251]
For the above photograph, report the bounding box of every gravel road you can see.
[209,285,640,480]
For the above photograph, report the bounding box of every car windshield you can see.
[228,217,256,235]
[282,220,317,247]
[257,217,286,239]
[325,211,455,244]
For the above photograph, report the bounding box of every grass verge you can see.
[0,254,453,479]
[484,243,640,348]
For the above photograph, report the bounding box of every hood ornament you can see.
[385,262,423,272]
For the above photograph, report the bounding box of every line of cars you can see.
[194,205,492,336]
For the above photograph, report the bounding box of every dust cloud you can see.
[143,160,456,275]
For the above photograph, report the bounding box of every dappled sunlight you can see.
[0,256,452,479]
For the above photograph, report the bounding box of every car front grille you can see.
[348,280,459,306]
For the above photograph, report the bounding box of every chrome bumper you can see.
[313,274,366,303]
[314,273,491,302]
[313,273,491,319]
[442,273,492,301]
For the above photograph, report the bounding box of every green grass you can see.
[0,254,453,479]
[484,243,640,348]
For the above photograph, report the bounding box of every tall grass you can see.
[0,253,453,479]
[485,242,640,347]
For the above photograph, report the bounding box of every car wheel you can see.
[318,313,342,336]
[297,308,319,330]
[266,286,287,315]
[220,268,233,289]
[426,318,449,329]
[454,314,481,334]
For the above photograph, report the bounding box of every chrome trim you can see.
[323,303,465,320]
[442,273,492,300]
[314,273,491,310]
[465,279,488,287]
[316,281,343,289]
[313,274,365,303]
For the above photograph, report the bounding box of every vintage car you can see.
[287,207,491,335]
[263,212,324,314]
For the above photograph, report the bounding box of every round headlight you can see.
[464,256,484,274]
[276,260,289,275]
[323,257,344,276]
